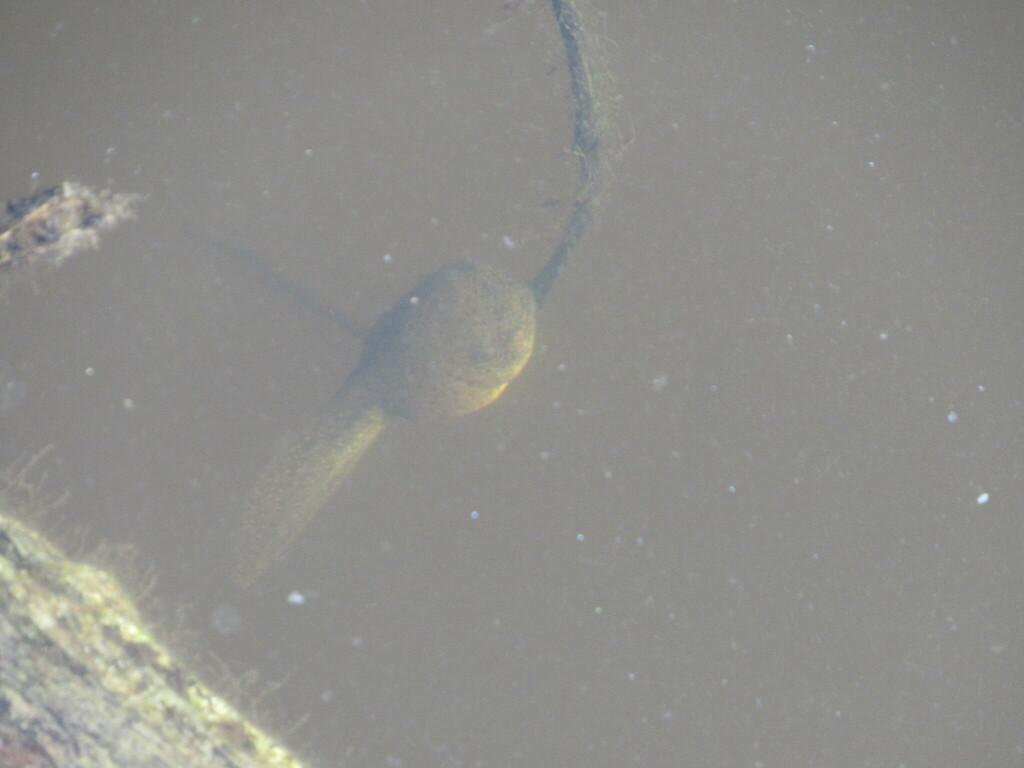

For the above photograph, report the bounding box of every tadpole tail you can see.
[231,393,389,588]
[531,0,607,305]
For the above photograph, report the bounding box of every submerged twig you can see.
[0,181,140,288]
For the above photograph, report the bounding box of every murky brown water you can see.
[2,2,1022,766]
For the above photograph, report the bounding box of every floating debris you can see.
[0,180,140,283]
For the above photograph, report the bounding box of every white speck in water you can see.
[470,510,479,519]
[408,296,419,306]
[576,533,585,542]
[651,373,668,392]
[976,492,989,505]
[947,410,958,423]
[85,367,95,376]
[287,591,306,605]
[1,380,27,412]
[382,253,393,263]
[502,235,517,249]
[122,398,135,411]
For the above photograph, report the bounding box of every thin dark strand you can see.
[532,0,605,304]
[184,229,369,338]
